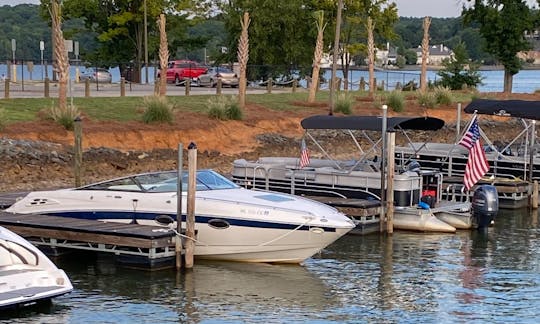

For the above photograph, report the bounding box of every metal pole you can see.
[529,120,536,182]
[456,102,462,143]
[144,0,149,84]
[380,104,388,232]
[176,143,184,270]
[328,0,343,115]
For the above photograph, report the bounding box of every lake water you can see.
[1,64,540,93]
[2,208,540,323]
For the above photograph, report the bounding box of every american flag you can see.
[299,138,310,168]
[459,115,489,190]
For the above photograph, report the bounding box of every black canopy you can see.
[300,115,445,132]
[464,99,540,120]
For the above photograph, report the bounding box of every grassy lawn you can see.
[0,90,479,126]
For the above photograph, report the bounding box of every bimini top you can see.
[300,115,445,132]
[464,99,540,120]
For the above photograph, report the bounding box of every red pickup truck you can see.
[160,60,208,84]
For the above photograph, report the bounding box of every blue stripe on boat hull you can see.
[42,211,337,232]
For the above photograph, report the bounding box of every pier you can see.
[0,211,180,270]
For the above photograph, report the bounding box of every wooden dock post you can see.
[4,78,9,99]
[216,79,222,95]
[176,143,184,270]
[380,105,387,232]
[386,131,395,234]
[185,142,197,268]
[120,77,126,97]
[531,180,539,210]
[267,78,272,94]
[74,116,83,187]
[85,79,90,97]
[185,79,191,96]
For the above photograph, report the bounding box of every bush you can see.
[48,102,80,130]
[385,90,405,112]
[416,91,437,108]
[334,91,353,115]
[0,108,5,131]
[142,96,174,124]
[207,95,243,120]
[434,86,453,105]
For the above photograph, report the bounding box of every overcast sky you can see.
[1,0,539,18]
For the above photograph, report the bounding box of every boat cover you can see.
[464,99,540,120]
[300,115,444,132]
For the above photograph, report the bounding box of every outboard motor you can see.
[472,185,499,230]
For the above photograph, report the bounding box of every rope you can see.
[257,217,314,246]
[152,228,208,246]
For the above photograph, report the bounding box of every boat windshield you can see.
[0,239,39,267]
[79,170,239,193]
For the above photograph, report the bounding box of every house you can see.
[413,44,453,65]
[375,42,398,66]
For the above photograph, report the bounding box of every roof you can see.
[300,115,445,132]
[464,99,540,120]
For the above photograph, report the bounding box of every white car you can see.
[197,67,239,87]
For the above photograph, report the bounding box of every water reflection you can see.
[2,208,540,323]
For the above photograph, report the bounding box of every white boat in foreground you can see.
[0,226,73,310]
[6,170,354,263]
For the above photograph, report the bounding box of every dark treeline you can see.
[0,4,519,67]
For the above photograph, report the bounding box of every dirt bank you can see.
[1,92,537,192]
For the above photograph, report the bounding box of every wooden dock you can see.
[0,211,179,270]
[308,197,381,235]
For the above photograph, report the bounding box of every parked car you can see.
[157,60,208,84]
[197,66,239,88]
[80,68,112,83]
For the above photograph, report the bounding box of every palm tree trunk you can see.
[503,70,513,93]
[367,17,375,97]
[158,14,169,96]
[420,17,431,92]
[50,0,68,112]
[238,12,250,109]
[308,11,326,103]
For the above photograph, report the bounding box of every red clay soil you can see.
[1,91,539,191]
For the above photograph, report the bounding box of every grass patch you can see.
[48,103,80,130]
[385,90,405,112]
[142,96,174,124]
[334,91,353,114]
[416,91,437,108]
[434,86,453,105]
[207,95,243,120]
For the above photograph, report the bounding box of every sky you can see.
[0,0,539,18]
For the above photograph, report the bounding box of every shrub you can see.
[416,91,437,108]
[142,96,174,124]
[207,95,243,120]
[385,90,405,112]
[48,102,80,130]
[334,91,353,115]
[0,108,5,131]
[434,86,453,105]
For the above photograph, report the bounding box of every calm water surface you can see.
[2,209,540,323]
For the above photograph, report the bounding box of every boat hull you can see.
[394,208,456,233]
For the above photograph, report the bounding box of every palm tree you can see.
[238,12,250,109]
[157,13,169,96]
[50,0,68,112]
[308,11,327,103]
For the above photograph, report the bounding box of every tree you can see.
[436,42,483,90]
[420,16,431,92]
[157,13,168,96]
[463,0,535,93]
[308,10,327,103]
[49,0,68,112]
[238,12,250,110]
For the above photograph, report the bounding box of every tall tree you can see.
[420,16,431,92]
[308,10,327,103]
[463,0,535,93]
[437,42,483,90]
[49,0,68,112]
[237,12,250,110]
[157,13,168,96]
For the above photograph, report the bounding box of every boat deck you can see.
[0,211,179,269]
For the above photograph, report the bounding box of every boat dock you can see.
[0,211,179,270]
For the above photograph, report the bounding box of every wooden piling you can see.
[73,116,83,187]
[531,180,539,210]
[185,142,197,268]
[292,79,297,93]
[44,78,49,98]
[267,78,272,94]
[185,79,191,96]
[216,79,222,95]
[386,132,395,234]
[176,143,184,270]
[120,77,126,97]
[4,78,9,99]
[85,79,90,97]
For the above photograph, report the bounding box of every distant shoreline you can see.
[322,65,540,72]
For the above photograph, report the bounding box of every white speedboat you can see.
[6,170,354,263]
[0,226,73,310]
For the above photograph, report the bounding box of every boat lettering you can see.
[240,208,270,216]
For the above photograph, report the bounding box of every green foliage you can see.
[385,90,404,112]
[334,92,353,115]
[0,108,5,131]
[207,96,243,121]
[463,1,535,91]
[142,96,174,124]
[416,91,437,108]
[48,102,80,130]
[436,42,483,90]
[434,86,453,105]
